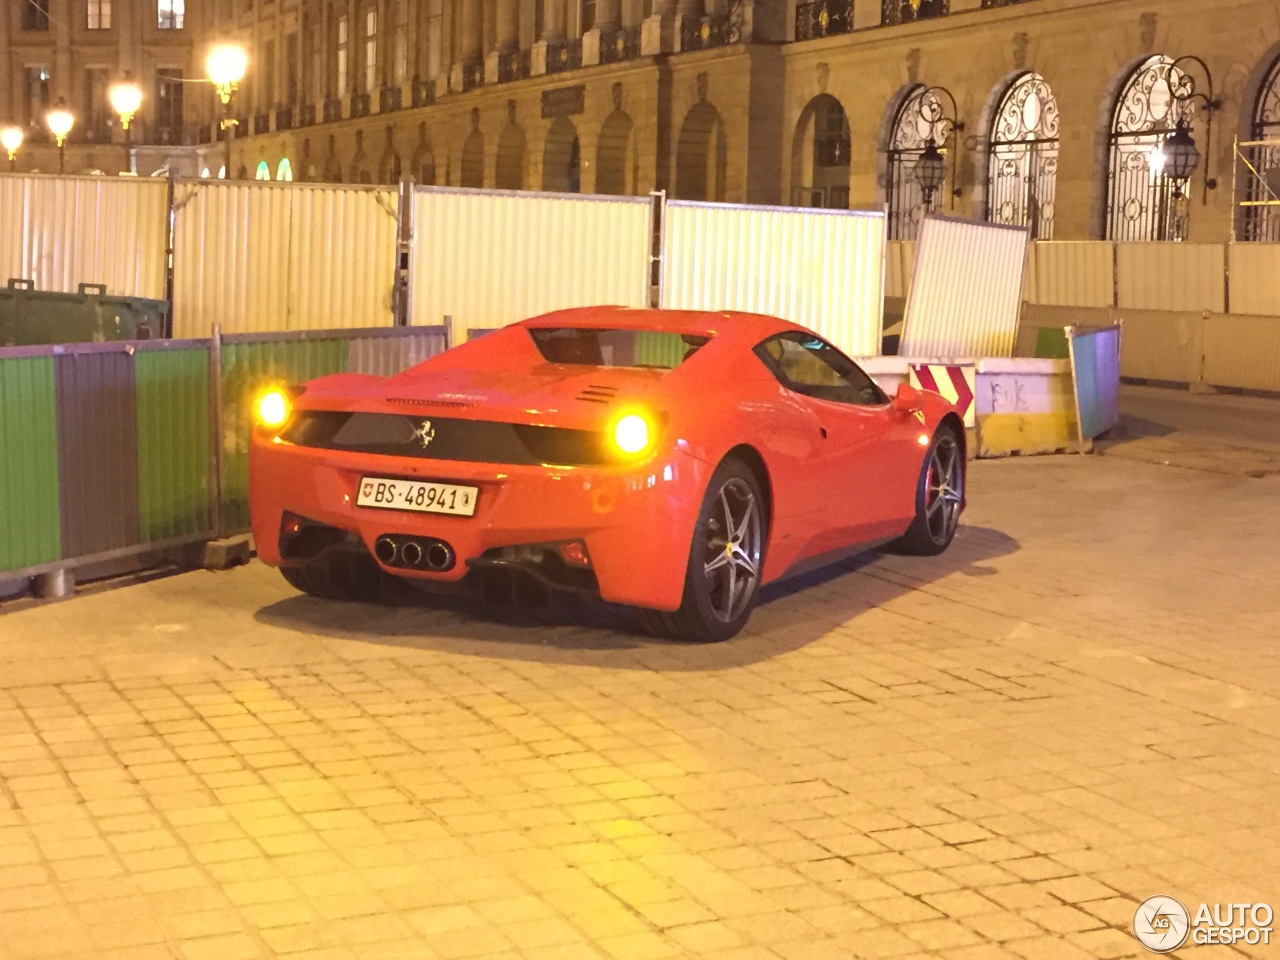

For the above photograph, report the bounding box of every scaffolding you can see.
[1232,136,1280,241]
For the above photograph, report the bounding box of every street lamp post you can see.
[1,126,23,171]
[207,44,248,179]
[912,85,962,210]
[1158,55,1220,203]
[109,74,143,175]
[45,99,75,175]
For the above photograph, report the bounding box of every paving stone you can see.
[1,455,1278,959]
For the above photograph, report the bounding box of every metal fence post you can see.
[209,322,225,539]
[650,190,666,309]
[396,177,415,327]
[164,170,177,338]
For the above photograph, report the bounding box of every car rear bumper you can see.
[249,431,709,610]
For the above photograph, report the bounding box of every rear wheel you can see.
[640,458,766,643]
[279,552,386,601]
[892,426,964,556]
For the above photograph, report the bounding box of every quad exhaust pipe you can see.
[374,535,455,572]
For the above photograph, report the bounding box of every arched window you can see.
[1244,55,1280,240]
[1105,55,1194,241]
[791,94,851,209]
[255,160,271,180]
[675,102,727,202]
[461,129,484,188]
[276,158,293,181]
[543,117,581,193]
[987,73,1058,239]
[886,86,946,241]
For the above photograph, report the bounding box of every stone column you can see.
[533,0,568,75]
[597,0,622,30]
[451,0,483,91]
[642,0,678,55]
[486,0,518,80]
[461,0,483,61]
[496,0,519,51]
[545,0,567,40]
[583,0,622,65]
[0,0,10,126]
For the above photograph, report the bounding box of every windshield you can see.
[528,328,709,369]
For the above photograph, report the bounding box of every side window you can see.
[755,332,887,406]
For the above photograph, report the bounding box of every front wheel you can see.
[639,458,767,643]
[891,426,964,556]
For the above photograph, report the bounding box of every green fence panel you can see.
[1035,327,1070,359]
[219,338,348,532]
[135,347,213,543]
[0,356,61,572]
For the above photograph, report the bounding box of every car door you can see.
[754,332,919,554]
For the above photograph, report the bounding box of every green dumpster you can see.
[0,279,168,346]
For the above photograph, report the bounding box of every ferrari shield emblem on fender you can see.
[414,420,437,448]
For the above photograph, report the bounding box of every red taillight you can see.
[557,540,592,568]
[281,512,305,537]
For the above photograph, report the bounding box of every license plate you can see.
[356,476,478,517]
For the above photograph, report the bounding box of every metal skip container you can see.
[0,279,168,346]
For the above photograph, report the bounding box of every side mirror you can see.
[893,380,924,413]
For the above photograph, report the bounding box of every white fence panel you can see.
[661,201,886,357]
[1203,314,1280,391]
[410,187,652,334]
[1029,241,1114,307]
[900,217,1029,357]
[1116,243,1224,312]
[1227,244,1280,316]
[172,181,397,338]
[0,173,168,299]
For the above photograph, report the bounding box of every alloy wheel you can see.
[702,477,762,622]
[925,435,963,544]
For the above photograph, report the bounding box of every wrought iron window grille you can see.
[379,86,402,112]
[412,78,436,108]
[546,39,583,75]
[498,50,532,83]
[882,0,948,26]
[794,0,853,41]
[600,25,643,64]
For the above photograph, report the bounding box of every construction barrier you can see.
[0,325,448,589]
[860,325,1120,457]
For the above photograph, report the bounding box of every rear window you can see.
[528,328,709,369]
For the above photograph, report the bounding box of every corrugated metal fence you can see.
[900,218,1030,358]
[172,181,401,338]
[660,201,887,357]
[0,174,170,300]
[410,187,654,338]
[0,325,447,582]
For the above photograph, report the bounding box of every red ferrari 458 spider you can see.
[249,306,965,641]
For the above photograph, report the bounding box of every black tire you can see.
[279,552,386,601]
[891,425,964,556]
[639,458,767,643]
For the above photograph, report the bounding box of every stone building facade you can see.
[0,0,193,172]
[7,0,1280,242]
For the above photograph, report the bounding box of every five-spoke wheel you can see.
[893,425,964,556]
[638,457,768,643]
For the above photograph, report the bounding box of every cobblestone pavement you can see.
[1,454,1277,960]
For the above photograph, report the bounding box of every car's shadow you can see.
[251,524,1019,671]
